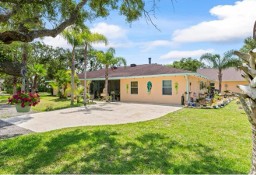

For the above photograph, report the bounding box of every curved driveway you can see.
[3,102,182,132]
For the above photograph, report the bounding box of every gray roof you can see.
[197,67,245,81]
[78,64,193,79]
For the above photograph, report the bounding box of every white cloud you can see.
[40,35,71,49]
[160,49,215,60]
[90,22,132,49]
[39,22,130,50]
[141,40,173,52]
[91,22,127,40]
[172,0,256,43]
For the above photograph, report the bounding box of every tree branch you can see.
[238,85,256,101]
[0,0,45,4]
[0,0,88,44]
[234,51,250,63]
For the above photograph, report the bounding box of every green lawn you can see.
[0,93,85,112]
[0,95,9,104]
[32,93,84,112]
[0,101,252,174]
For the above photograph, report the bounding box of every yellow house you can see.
[78,64,209,105]
[197,67,248,93]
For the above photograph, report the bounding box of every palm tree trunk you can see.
[71,46,75,105]
[218,69,222,93]
[83,43,87,106]
[105,64,109,101]
[250,125,256,174]
[13,76,17,95]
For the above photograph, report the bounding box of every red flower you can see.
[8,91,40,107]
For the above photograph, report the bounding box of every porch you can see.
[89,80,120,101]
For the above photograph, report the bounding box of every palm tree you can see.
[96,48,126,101]
[28,64,47,93]
[235,47,256,174]
[200,51,241,93]
[62,27,84,105]
[81,30,108,106]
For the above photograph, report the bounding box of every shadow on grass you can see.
[0,130,244,174]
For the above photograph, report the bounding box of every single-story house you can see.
[197,67,248,93]
[78,64,209,105]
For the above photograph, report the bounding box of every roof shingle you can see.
[197,67,245,81]
[78,64,192,79]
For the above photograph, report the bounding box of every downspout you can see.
[185,75,190,103]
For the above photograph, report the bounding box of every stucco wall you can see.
[120,75,208,105]
[188,76,209,100]
[214,81,248,93]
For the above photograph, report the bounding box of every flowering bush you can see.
[8,91,40,108]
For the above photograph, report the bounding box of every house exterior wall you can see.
[214,81,248,93]
[120,75,208,105]
[188,76,209,100]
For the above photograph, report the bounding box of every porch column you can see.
[185,75,190,103]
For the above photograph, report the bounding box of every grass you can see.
[0,95,9,104]
[32,93,85,112]
[0,92,87,112]
[0,101,252,174]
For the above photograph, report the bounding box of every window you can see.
[162,80,172,95]
[131,81,138,94]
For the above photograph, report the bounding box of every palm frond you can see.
[220,50,241,69]
[62,27,84,47]
[200,53,219,68]
[221,58,241,69]
[114,57,127,67]
[88,33,108,45]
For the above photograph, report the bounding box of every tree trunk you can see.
[218,69,222,93]
[71,46,75,105]
[105,64,109,101]
[235,49,256,174]
[83,43,87,106]
[21,43,28,92]
[251,125,256,174]
[235,24,256,174]
[13,76,17,95]
[32,75,38,93]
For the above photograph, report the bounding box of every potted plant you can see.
[8,91,40,112]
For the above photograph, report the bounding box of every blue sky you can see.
[42,0,256,65]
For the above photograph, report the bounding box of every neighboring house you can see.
[78,63,209,105]
[197,67,248,93]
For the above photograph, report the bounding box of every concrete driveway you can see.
[3,102,182,132]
